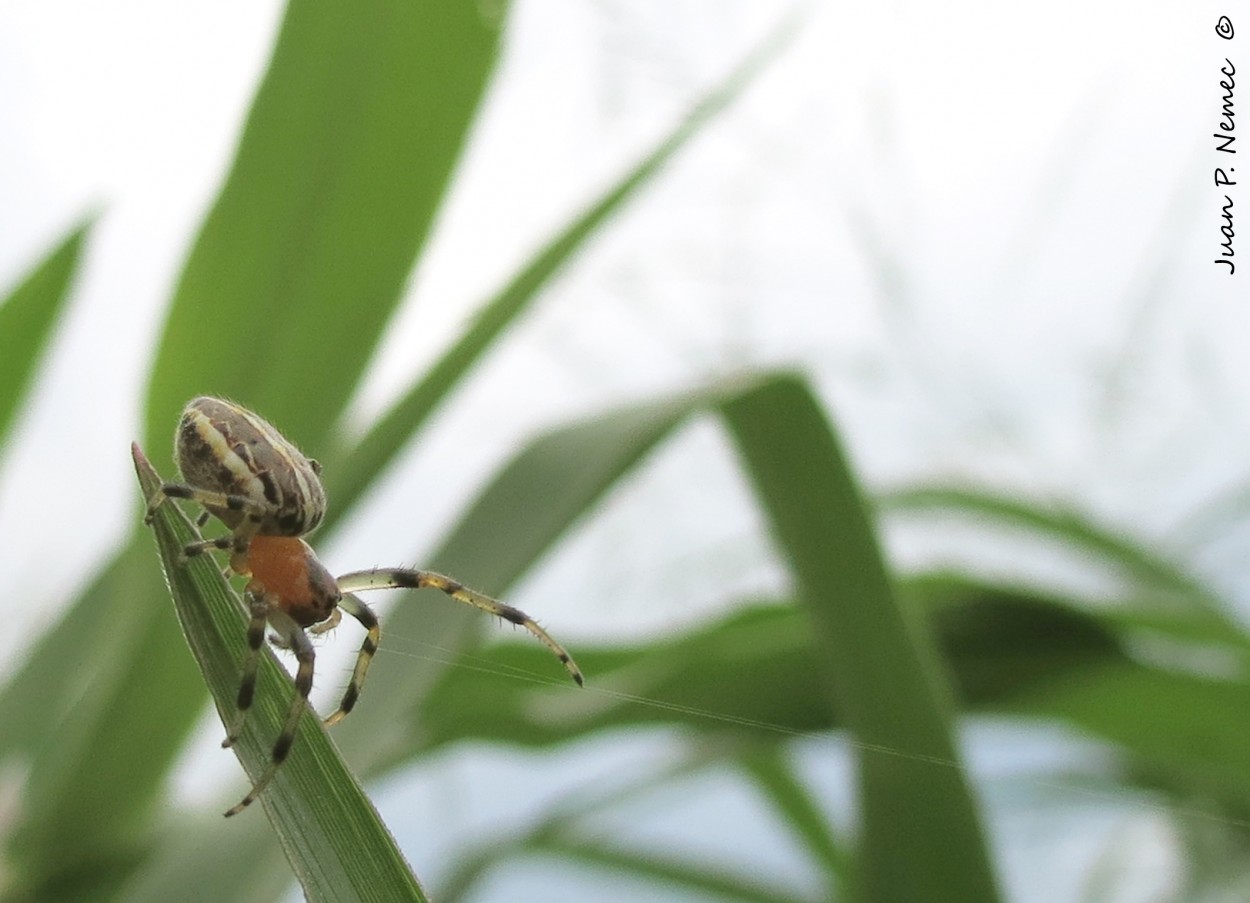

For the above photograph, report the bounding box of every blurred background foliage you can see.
[0,2,1246,902]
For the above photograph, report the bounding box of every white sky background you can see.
[0,1,1245,900]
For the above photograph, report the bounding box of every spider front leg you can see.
[145,482,269,563]
[335,568,585,688]
[225,608,316,818]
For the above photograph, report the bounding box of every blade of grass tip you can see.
[718,374,1002,903]
[322,10,804,512]
[132,443,428,903]
[0,217,93,448]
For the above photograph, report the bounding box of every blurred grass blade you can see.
[323,14,801,513]
[120,816,293,903]
[131,444,427,903]
[410,604,834,752]
[2,542,194,903]
[145,0,504,461]
[0,218,92,449]
[531,837,812,903]
[1010,660,1250,799]
[438,753,718,903]
[0,545,151,764]
[719,376,1002,903]
[880,486,1226,613]
[737,747,849,889]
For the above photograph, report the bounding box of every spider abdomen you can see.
[175,396,326,536]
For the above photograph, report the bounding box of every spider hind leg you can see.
[335,568,584,687]
[224,609,316,817]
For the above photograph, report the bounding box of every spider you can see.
[145,395,584,816]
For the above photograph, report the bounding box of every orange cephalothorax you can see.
[246,535,341,628]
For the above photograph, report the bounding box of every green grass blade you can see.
[530,838,814,903]
[144,0,504,461]
[880,486,1226,613]
[1,542,195,903]
[0,546,151,765]
[737,746,850,890]
[0,218,92,449]
[322,15,801,510]
[437,752,724,902]
[119,816,292,903]
[131,444,427,903]
[719,375,1002,903]
[1010,661,1250,803]
[409,604,832,752]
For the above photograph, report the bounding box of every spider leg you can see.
[322,594,380,727]
[146,482,269,567]
[225,609,315,817]
[222,590,270,749]
[146,482,256,525]
[181,534,235,560]
[335,569,584,687]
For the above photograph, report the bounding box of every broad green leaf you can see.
[405,571,1250,872]
[0,219,92,450]
[130,445,427,903]
[0,545,153,764]
[901,573,1126,705]
[144,0,504,461]
[719,376,1002,903]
